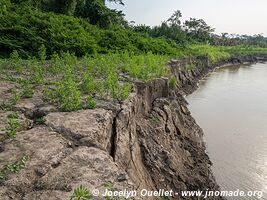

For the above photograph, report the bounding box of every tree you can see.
[184,18,214,43]
[167,10,182,26]
[75,0,126,28]
[106,0,124,5]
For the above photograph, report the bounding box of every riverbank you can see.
[0,55,267,200]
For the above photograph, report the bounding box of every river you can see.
[186,62,267,200]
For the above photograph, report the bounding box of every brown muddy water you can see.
[186,63,267,200]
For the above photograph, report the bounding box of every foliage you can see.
[86,96,96,109]
[75,0,126,28]
[0,7,99,57]
[81,74,99,94]
[184,18,214,43]
[5,112,21,138]
[70,185,91,200]
[29,61,44,84]
[53,72,81,112]
[189,44,231,63]
[0,156,29,182]
[133,10,213,45]
[168,76,177,89]
[34,117,45,125]
[213,33,267,47]
[38,44,47,61]
[0,4,186,58]
[2,45,267,113]
[21,82,34,98]
[0,89,21,111]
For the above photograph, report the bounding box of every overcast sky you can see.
[107,0,267,36]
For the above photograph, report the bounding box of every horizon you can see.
[107,0,267,37]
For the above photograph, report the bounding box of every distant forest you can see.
[1,0,267,58]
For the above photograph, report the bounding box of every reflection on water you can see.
[186,63,267,200]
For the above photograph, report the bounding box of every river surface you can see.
[186,63,267,200]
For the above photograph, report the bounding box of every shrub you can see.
[81,74,99,94]
[38,44,47,61]
[56,81,81,112]
[21,82,34,98]
[0,7,99,57]
[53,71,81,112]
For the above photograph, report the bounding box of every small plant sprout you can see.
[70,185,91,200]
[5,112,21,138]
[0,156,29,183]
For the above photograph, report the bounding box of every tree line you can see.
[1,0,267,58]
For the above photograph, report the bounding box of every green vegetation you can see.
[168,76,177,89]
[53,73,82,112]
[0,3,181,58]
[21,82,34,98]
[1,45,267,112]
[70,185,91,200]
[5,112,21,138]
[0,89,21,111]
[34,117,46,125]
[86,96,97,109]
[0,156,29,182]
[0,0,267,114]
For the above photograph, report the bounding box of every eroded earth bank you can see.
[1,55,266,200]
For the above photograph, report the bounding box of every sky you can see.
[107,0,267,36]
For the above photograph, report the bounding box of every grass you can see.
[189,44,267,64]
[188,44,231,63]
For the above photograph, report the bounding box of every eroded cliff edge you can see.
[0,55,266,200]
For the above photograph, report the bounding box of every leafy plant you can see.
[81,74,99,94]
[0,89,22,111]
[10,50,20,61]
[57,82,81,111]
[30,62,44,84]
[34,117,45,125]
[0,156,29,183]
[5,112,21,138]
[8,50,23,72]
[10,89,21,105]
[70,185,91,200]
[86,96,96,109]
[51,71,81,112]
[112,83,132,101]
[38,44,47,61]
[21,82,34,98]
